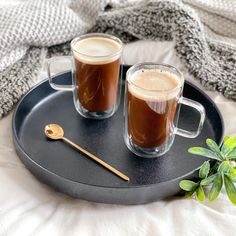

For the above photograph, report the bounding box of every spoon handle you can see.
[62,136,130,181]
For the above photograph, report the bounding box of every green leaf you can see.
[208,173,223,201]
[184,190,196,198]
[224,136,230,143]
[196,185,205,202]
[221,136,236,156]
[199,161,210,179]
[224,174,236,205]
[188,147,220,161]
[218,161,230,174]
[200,173,217,186]
[206,138,223,160]
[226,149,236,159]
[179,180,198,191]
[229,167,236,181]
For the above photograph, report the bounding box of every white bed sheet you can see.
[0,40,236,236]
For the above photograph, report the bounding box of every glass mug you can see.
[47,33,123,119]
[124,63,206,158]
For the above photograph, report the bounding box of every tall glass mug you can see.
[47,33,123,119]
[124,63,206,158]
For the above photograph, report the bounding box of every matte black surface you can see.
[12,65,224,204]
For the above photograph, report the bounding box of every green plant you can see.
[179,135,236,205]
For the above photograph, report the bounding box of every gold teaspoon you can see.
[44,124,130,181]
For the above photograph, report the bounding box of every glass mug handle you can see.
[47,56,74,91]
[175,97,206,138]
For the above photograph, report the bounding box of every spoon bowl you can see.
[45,124,64,140]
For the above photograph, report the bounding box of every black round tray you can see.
[12,65,224,204]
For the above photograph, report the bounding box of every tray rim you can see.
[12,67,225,190]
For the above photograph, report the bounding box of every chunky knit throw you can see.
[1,0,236,118]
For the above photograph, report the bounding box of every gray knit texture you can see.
[1,0,236,119]
[92,1,236,100]
[0,0,107,118]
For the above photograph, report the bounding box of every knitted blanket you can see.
[1,0,236,118]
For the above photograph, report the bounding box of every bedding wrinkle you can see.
[0,160,25,169]
[29,201,61,236]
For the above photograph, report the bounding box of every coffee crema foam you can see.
[72,37,121,65]
[128,69,182,101]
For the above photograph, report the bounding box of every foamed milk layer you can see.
[72,37,121,65]
[128,69,182,101]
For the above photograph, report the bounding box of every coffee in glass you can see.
[124,63,206,158]
[47,33,123,119]
[72,35,122,118]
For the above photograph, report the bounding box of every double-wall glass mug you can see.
[124,63,206,158]
[47,33,123,119]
